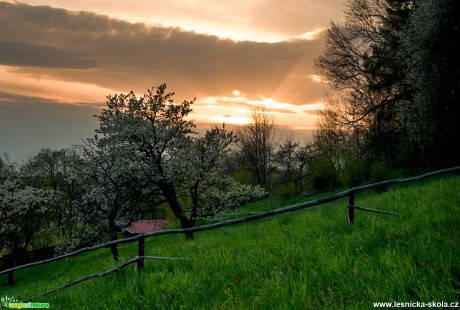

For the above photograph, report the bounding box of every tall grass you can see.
[1,176,459,309]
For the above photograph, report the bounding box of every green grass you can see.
[1,176,459,309]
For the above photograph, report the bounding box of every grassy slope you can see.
[1,176,459,309]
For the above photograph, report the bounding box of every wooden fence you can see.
[1,166,459,300]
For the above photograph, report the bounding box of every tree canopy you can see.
[314,0,459,180]
[93,84,265,239]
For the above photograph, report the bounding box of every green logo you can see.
[1,295,18,308]
[1,296,50,309]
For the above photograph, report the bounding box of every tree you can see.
[21,148,65,189]
[236,107,277,188]
[401,0,460,167]
[94,84,264,240]
[314,0,413,168]
[19,148,85,242]
[184,126,264,219]
[73,137,146,261]
[273,135,314,193]
[0,154,16,181]
[0,178,52,284]
[0,157,5,179]
[309,116,348,190]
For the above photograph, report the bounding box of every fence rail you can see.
[21,255,188,302]
[2,166,459,290]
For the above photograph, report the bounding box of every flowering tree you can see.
[179,126,266,221]
[19,148,85,243]
[95,84,265,239]
[0,178,52,282]
[71,137,147,261]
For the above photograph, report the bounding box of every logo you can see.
[0,296,50,309]
[1,295,18,308]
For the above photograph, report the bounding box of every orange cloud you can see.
[0,65,115,104]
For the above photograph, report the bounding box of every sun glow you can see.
[232,89,241,97]
[193,91,324,129]
[213,115,250,125]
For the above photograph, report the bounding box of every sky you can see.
[0,0,345,161]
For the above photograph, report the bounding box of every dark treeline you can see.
[313,0,459,187]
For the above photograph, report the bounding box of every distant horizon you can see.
[2,112,317,163]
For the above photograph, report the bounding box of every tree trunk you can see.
[110,243,119,263]
[175,208,194,240]
[7,257,16,285]
[160,182,195,240]
[181,218,195,240]
[108,218,119,262]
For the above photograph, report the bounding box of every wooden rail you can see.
[21,255,189,302]
[2,166,459,288]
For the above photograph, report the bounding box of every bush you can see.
[232,170,253,185]
[370,162,408,191]
[339,154,368,187]
[307,156,338,191]
[370,162,408,183]
[273,182,297,199]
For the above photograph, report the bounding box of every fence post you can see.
[7,259,15,285]
[136,237,145,270]
[348,191,355,225]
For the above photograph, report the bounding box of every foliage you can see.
[231,169,253,186]
[68,138,148,261]
[308,153,339,192]
[315,0,413,167]
[272,181,297,199]
[400,0,460,167]
[236,107,277,188]
[339,152,368,187]
[94,84,264,239]
[313,0,459,185]
[19,148,85,243]
[273,136,314,194]
[0,178,53,264]
[2,243,32,257]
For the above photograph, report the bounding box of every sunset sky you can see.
[0,0,345,161]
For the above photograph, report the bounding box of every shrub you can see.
[273,182,297,199]
[339,154,368,187]
[307,156,338,191]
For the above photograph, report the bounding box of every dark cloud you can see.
[0,92,104,111]
[0,41,99,69]
[0,1,328,105]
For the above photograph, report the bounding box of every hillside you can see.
[2,175,460,309]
